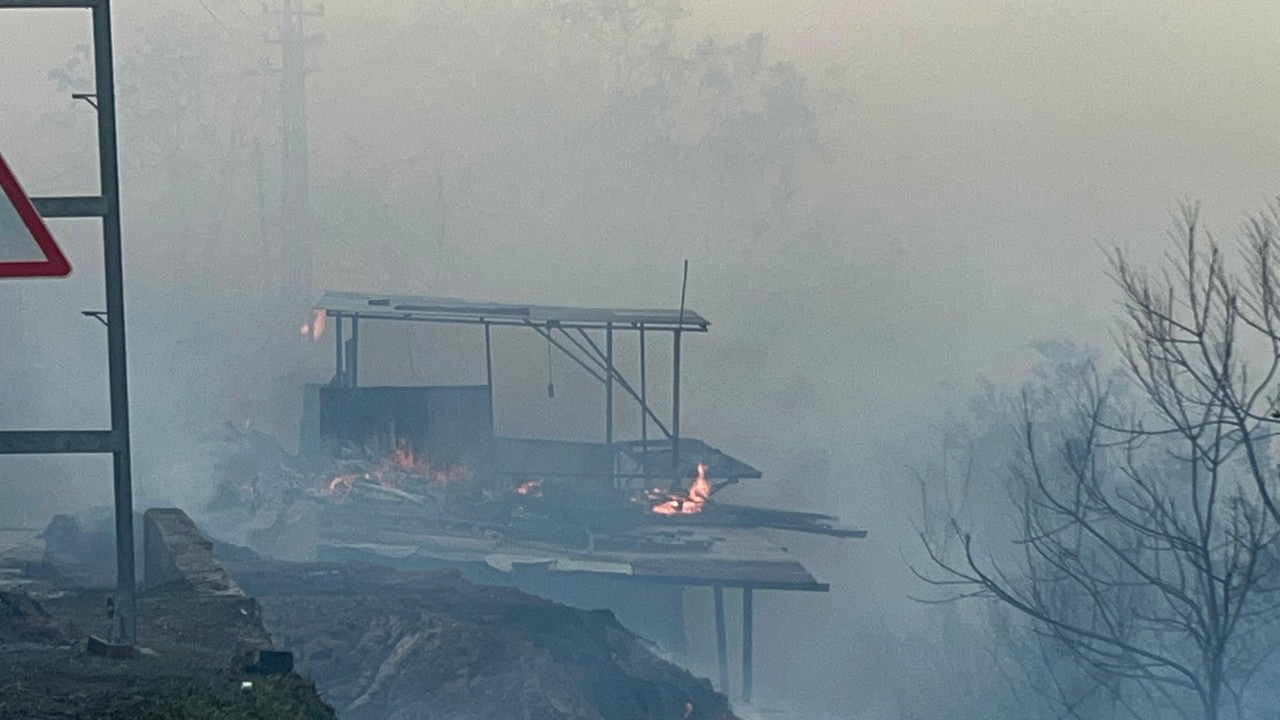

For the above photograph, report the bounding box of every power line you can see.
[192,0,232,35]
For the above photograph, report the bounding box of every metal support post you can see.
[333,313,344,386]
[605,324,613,444]
[671,329,681,484]
[639,325,647,445]
[94,0,136,644]
[672,260,688,485]
[742,588,754,705]
[714,586,730,693]
[484,323,494,432]
[349,315,359,386]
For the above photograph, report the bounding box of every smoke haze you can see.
[4,1,1280,716]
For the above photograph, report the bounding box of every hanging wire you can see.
[546,334,556,398]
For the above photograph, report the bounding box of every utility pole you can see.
[265,0,322,299]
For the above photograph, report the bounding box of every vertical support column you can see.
[742,588,754,705]
[671,329,681,484]
[714,586,730,694]
[605,324,614,444]
[333,313,344,386]
[95,0,136,644]
[672,259,688,487]
[484,323,494,433]
[349,315,360,387]
[639,325,647,445]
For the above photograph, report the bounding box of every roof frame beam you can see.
[529,322,675,440]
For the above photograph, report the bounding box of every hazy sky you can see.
[4,2,1280,716]
[5,0,1280,363]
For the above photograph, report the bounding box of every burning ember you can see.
[649,462,711,515]
[324,437,471,494]
[516,478,543,496]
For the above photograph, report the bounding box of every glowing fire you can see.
[516,478,543,495]
[650,462,711,515]
[324,437,471,493]
[311,309,326,339]
[300,309,327,341]
[327,473,358,493]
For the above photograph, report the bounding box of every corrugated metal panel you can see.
[615,438,763,479]
[315,290,710,330]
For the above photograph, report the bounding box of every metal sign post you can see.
[0,0,136,643]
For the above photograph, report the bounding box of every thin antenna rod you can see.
[672,259,689,486]
[678,259,689,327]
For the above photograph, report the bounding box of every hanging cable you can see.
[546,334,556,398]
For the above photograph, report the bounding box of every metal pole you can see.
[350,315,359,387]
[742,588,754,705]
[333,313,343,385]
[671,330,681,484]
[484,323,494,432]
[605,324,613,444]
[639,325,647,445]
[94,0,136,644]
[714,586,729,693]
[672,260,688,485]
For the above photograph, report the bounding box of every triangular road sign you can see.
[0,150,71,278]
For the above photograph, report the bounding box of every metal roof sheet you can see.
[318,525,828,591]
[614,438,763,480]
[315,290,709,331]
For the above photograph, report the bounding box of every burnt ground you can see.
[226,558,739,720]
[2,513,739,720]
[0,546,334,720]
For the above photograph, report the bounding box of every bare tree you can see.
[916,206,1280,720]
[1112,203,1280,528]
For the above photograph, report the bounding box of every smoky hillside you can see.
[5,1,1280,717]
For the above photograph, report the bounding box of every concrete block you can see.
[143,508,244,596]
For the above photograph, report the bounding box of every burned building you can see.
[241,290,864,703]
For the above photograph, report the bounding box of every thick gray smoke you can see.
[3,1,1280,717]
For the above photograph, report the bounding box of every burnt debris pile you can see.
[230,561,737,720]
[202,420,861,561]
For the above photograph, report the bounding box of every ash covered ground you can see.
[4,507,740,720]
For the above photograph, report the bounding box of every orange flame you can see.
[392,437,416,470]
[323,437,471,494]
[327,473,358,493]
[300,310,327,341]
[311,309,326,340]
[516,478,543,495]
[651,462,711,515]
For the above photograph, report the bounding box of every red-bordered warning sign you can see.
[0,150,71,278]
